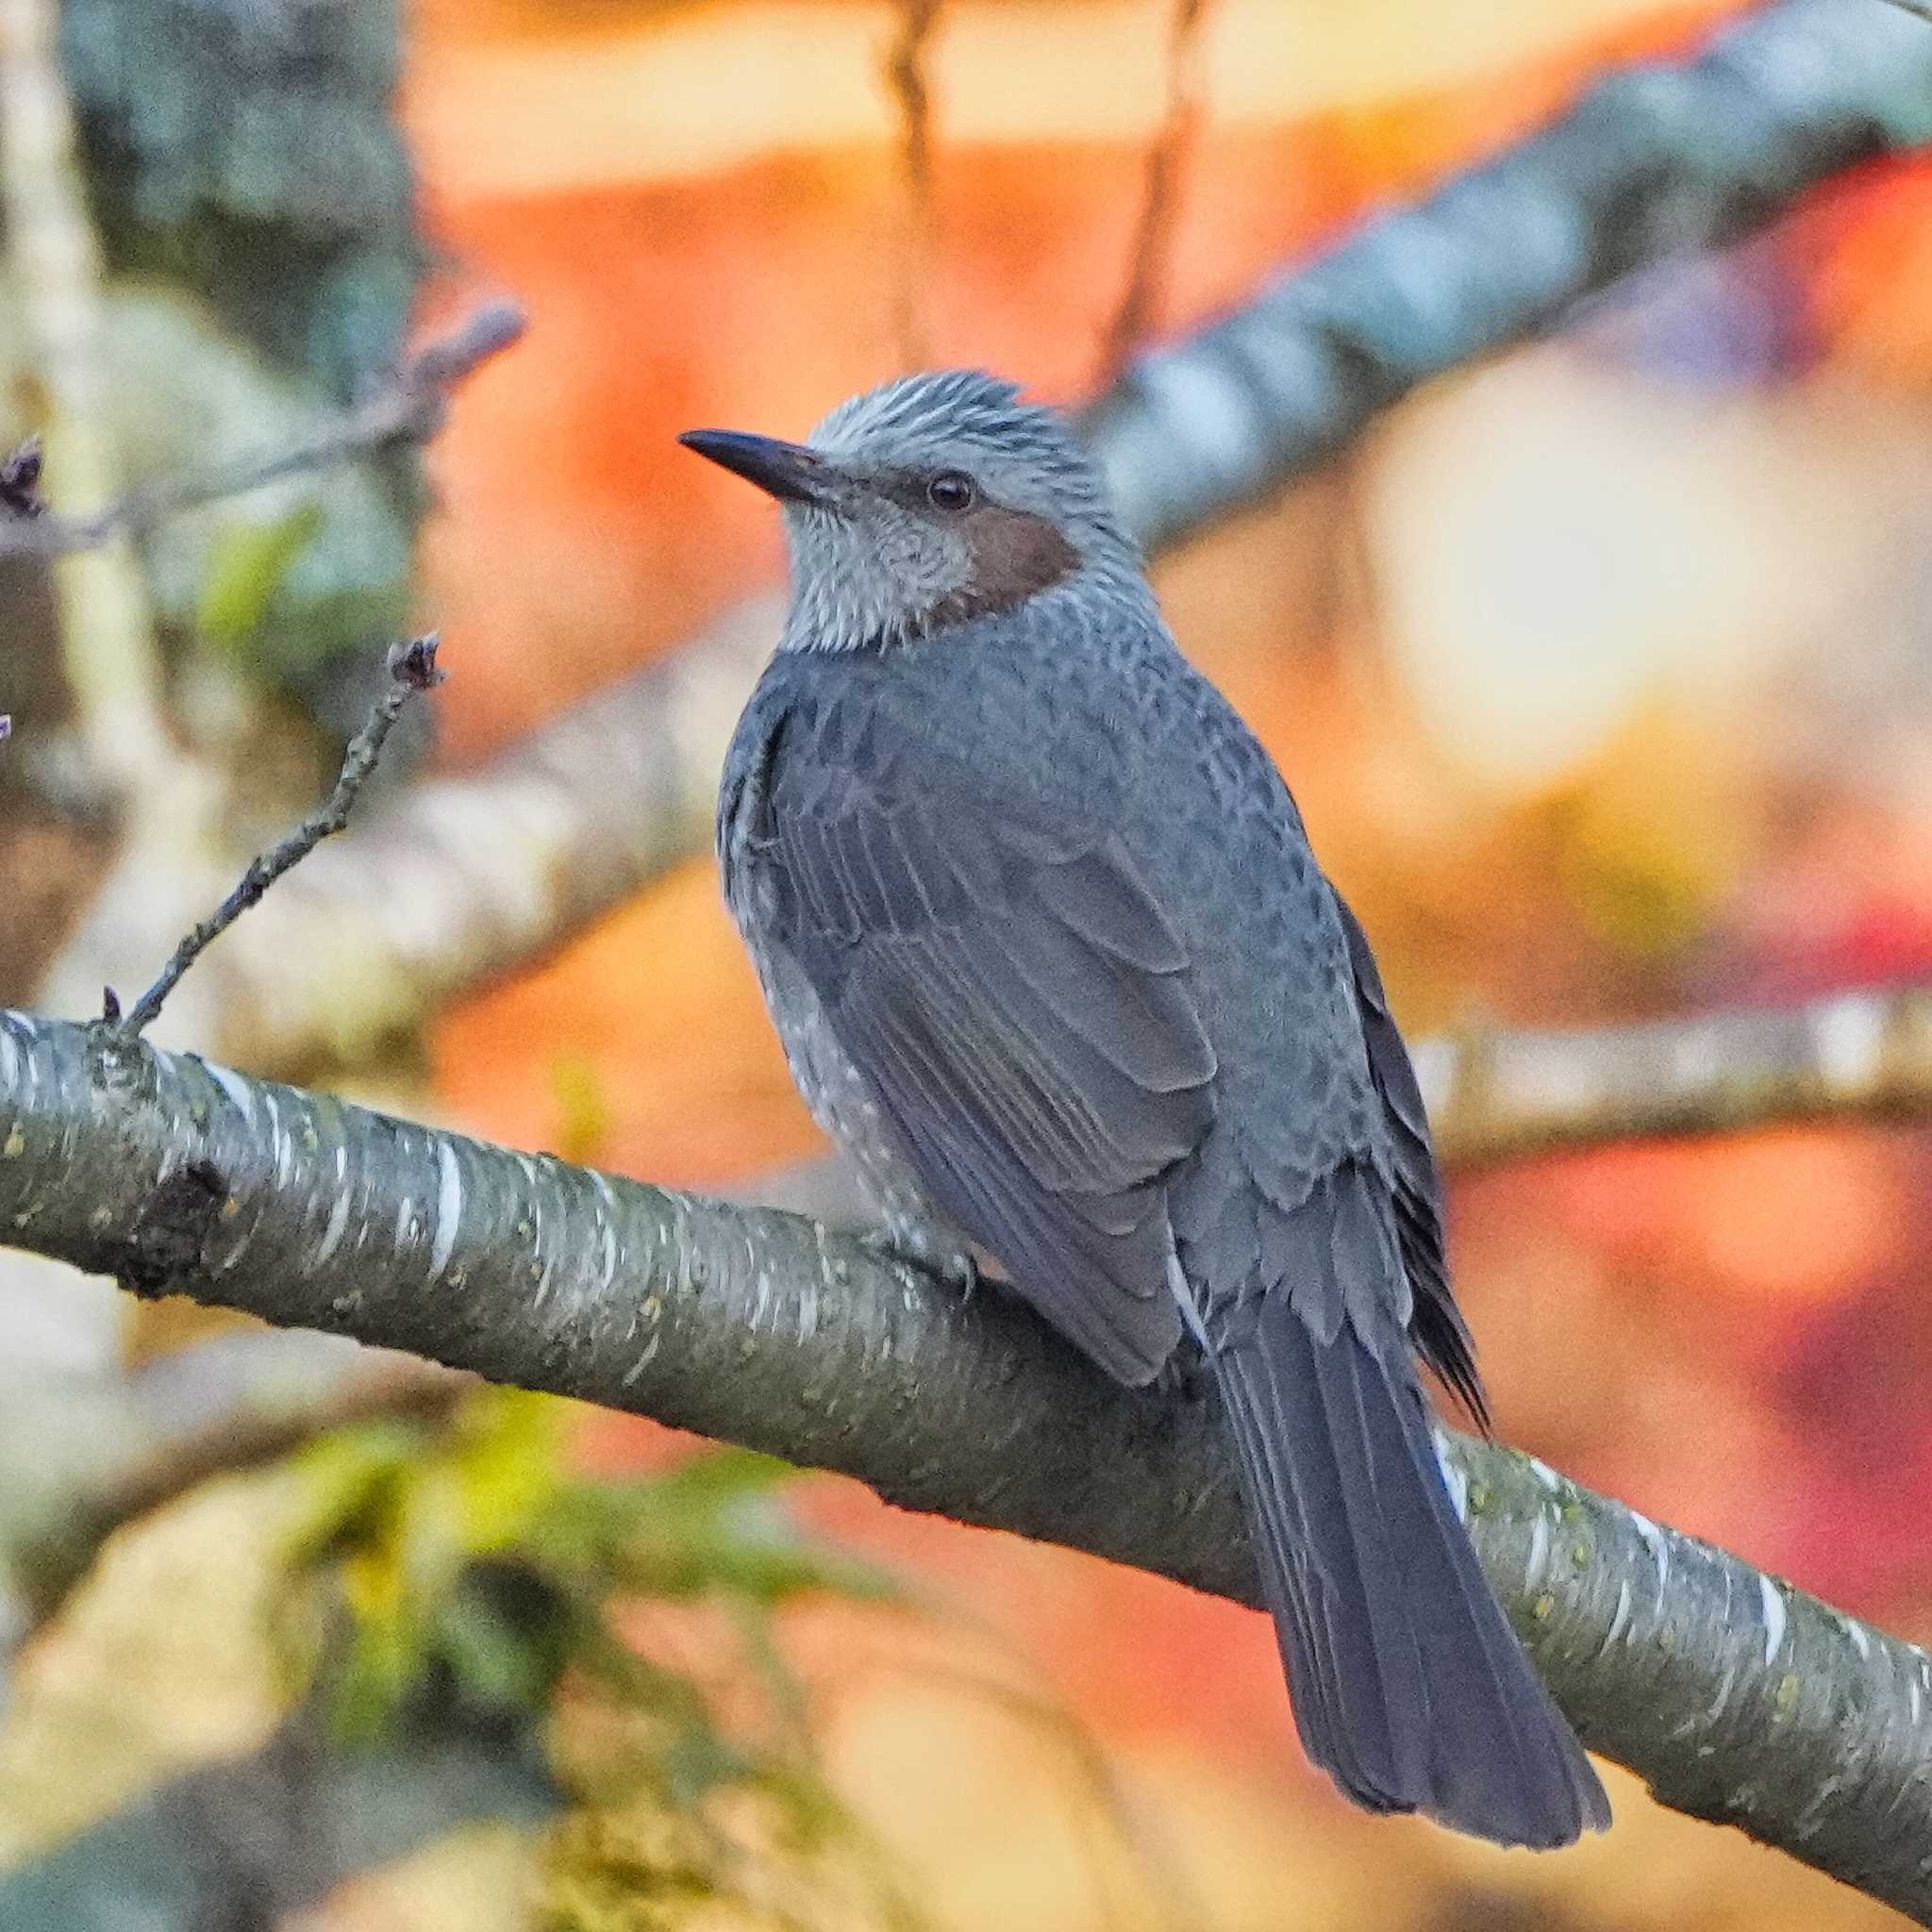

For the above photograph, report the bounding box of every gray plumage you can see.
[685,372,1608,1846]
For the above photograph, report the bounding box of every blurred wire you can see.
[884,0,942,372]
[1093,0,1214,387]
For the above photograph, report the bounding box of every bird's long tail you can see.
[1212,1286,1609,1846]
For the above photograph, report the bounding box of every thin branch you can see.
[1093,0,1211,387]
[182,592,785,1075]
[1880,0,1932,24]
[885,0,943,371]
[0,302,526,564]
[0,1011,1927,1918]
[179,0,1932,1081]
[114,638,445,1037]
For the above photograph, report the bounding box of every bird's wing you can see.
[1330,892,1487,1425]
[744,721,1217,1386]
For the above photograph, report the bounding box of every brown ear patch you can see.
[928,504,1080,629]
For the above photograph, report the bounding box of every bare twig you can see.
[1094,0,1211,386]
[0,302,526,564]
[178,592,781,1074]
[113,637,446,1037]
[1880,0,1932,23]
[885,0,942,371]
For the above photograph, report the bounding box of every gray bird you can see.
[683,371,1608,1846]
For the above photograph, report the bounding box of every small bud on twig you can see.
[0,437,45,519]
[388,634,445,693]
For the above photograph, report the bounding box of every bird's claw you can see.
[859,1224,980,1299]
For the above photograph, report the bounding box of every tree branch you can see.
[1081,0,1932,549]
[746,979,1932,1221]
[1092,0,1212,386]
[1420,980,1932,1167]
[0,301,525,564]
[0,1009,1925,1919]
[175,592,783,1075]
[885,0,942,373]
[194,0,1932,1079]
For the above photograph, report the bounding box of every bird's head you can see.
[680,370,1142,654]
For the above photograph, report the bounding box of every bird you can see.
[681,370,1609,1847]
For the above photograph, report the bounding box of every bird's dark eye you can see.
[926,470,976,513]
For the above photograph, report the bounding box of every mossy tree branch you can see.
[0,1008,1926,1919]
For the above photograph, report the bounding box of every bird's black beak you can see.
[678,428,829,505]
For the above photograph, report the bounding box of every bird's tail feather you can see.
[1213,1290,1609,1847]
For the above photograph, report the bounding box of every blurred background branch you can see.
[8,1351,467,1640]
[1092,0,1212,387]
[0,1689,558,1932]
[1420,980,1932,1166]
[1082,0,1932,544]
[885,0,941,373]
[0,302,525,567]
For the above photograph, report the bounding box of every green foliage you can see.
[531,1445,905,1610]
[276,1391,570,1738]
[275,1389,921,1929]
[195,504,326,653]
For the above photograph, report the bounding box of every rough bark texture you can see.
[159,0,1932,1079]
[1,1008,1927,1920]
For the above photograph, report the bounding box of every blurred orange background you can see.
[360,0,1932,1923]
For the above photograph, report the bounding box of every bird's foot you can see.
[859,1222,981,1300]
[1153,1338,1216,1402]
